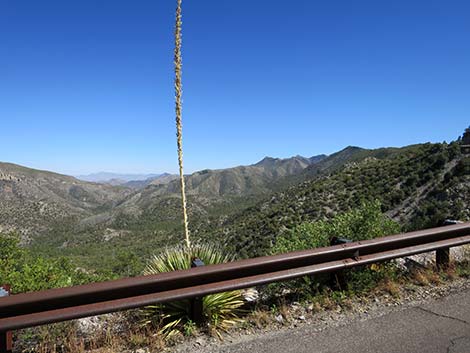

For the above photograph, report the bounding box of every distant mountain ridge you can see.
[208,142,469,258]
[75,154,328,228]
[0,154,326,239]
[2,138,468,275]
[134,154,327,198]
[123,173,179,189]
[254,154,326,168]
[76,172,164,184]
[75,154,327,191]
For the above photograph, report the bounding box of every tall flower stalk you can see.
[174,0,190,248]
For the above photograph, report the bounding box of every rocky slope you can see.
[0,162,131,240]
[74,155,327,229]
[144,155,327,198]
[198,142,469,258]
[0,154,325,241]
[2,140,468,274]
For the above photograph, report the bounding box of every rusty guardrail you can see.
[1,222,469,352]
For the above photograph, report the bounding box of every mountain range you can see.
[76,172,162,183]
[75,172,179,188]
[0,154,326,242]
[0,162,131,242]
[1,135,468,274]
[210,142,469,257]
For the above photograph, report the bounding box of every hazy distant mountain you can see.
[76,172,163,184]
[124,173,179,189]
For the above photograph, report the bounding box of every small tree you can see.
[270,202,401,295]
[0,233,95,293]
[462,127,470,145]
[273,201,400,255]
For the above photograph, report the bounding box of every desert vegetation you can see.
[3,202,469,352]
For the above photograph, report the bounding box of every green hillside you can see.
[5,155,323,275]
[200,142,468,258]
[2,138,468,277]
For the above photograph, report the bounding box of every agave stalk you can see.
[174,0,190,248]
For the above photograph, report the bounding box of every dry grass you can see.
[341,298,354,310]
[429,270,442,285]
[443,264,458,280]
[19,322,166,353]
[278,304,291,323]
[410,267,443,286]
[310,302,323,313]
[320,295,336,310]
[249,310,272,329]
[410,269,430,286]
[377,278,401,298]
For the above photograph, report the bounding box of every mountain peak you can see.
[342,146,363,152]
[255,156,280,166]
[309,154,328,163]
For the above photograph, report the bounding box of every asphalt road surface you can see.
[200,288,470,353]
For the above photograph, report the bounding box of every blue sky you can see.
[1,1,469,175]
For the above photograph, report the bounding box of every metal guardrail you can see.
[1,223,469,352]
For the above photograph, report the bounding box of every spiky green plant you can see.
[141,244,245,339]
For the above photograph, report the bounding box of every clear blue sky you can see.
[1,1,469,175]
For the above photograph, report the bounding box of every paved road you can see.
[204,289,470,353]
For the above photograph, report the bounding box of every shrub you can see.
[270,201,401,297]
[0,233,94,293]
[141,243,245,339]
[273,200,400,255]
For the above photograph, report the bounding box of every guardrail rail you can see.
[1,222,469,352]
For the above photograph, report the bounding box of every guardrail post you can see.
[329,237,353,290]
[0,284,12,353]
[436,248,450,269]
[190,258,205,324]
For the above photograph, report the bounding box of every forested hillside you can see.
[199,142,469,258]
[2,137,468,276]
[0,155,325,274]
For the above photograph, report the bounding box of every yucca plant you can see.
[141,243,245,339]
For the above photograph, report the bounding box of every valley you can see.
[1,136,469,277]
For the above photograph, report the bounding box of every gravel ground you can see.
[23,248,466,353]
[170,270,470,353]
